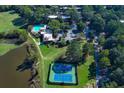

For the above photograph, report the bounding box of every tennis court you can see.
[48,63,77,85]
[54,74,72,82]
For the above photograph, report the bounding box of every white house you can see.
[120,20,124,23]
[43,33,55,41]
[48,15,58,19]
[61,15,70,19]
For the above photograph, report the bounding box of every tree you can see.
[99,49,109,58]
[102,10,119,22]
[93,5,105,13]
[109,48,120,65]
[49,6,59,14]
[98,34,105,46]
[99,57,111,68]
[114,54,124,67]
[22,6,33,23]
[81,5,93,12]
[0,5,12,12]
[65,7,81,22]
[65,40,82,65]
[105,81,118,88]
[83,42,94,57]
[110,67,124,85]
[81,6,94,21]
[13,6,33,23]
[104,36,118,49]
[61,22,70,33]
[77,21,85,32]
[88,31,94,41]
[105,20,120,36]
[27,25,33,32]
[89,14,105,34]
[48,20,61,38]
[33,7,48,23]
[117,34,124,46]
[81,11,94,21]
[16,29,28,44]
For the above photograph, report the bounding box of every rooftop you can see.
[48,15,58,19]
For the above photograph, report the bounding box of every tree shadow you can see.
[9,11,16,14]
[88,62,96,79]
[12,17,28,29]
[16,58,34,72]
[16,57,39,82]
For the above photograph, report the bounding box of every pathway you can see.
[28,33,45,88]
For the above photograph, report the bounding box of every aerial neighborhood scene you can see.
[0,5,124,88]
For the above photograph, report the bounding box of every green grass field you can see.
[40,44,94,88]
[0,11,20,32]
[40,45,67,88]
[76,56,94,88]
[0,44,17,56]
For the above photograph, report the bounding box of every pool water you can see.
[32,25,41,32]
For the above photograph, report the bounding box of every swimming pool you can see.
[32,25,41,32]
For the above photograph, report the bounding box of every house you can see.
[48,15,58,19]
[43,33,55,41]
[120,20,124,23]
[31,24,55,42]
[61,15,70,19]
[39,29,56,42]
[61,15,71,22]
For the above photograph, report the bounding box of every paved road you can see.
[83,26,101,88]
[94,39,101,88]
[65,29,76,41]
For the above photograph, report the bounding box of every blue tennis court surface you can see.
[48,63,77,84]
[54,74,72,82]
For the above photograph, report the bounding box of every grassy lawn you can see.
[40,45,67,88]
[76,56,94,88]
[0,44,17,56]
[0,11,20,32]
[39,44,95,88]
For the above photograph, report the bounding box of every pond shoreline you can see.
[29,65,41,88]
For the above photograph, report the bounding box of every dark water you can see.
[0,45,30,88]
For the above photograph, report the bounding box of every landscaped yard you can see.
[0,44,17,56]
[39,44,95,88]
[0,11,20,32]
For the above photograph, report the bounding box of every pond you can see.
[0,45,30,88]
